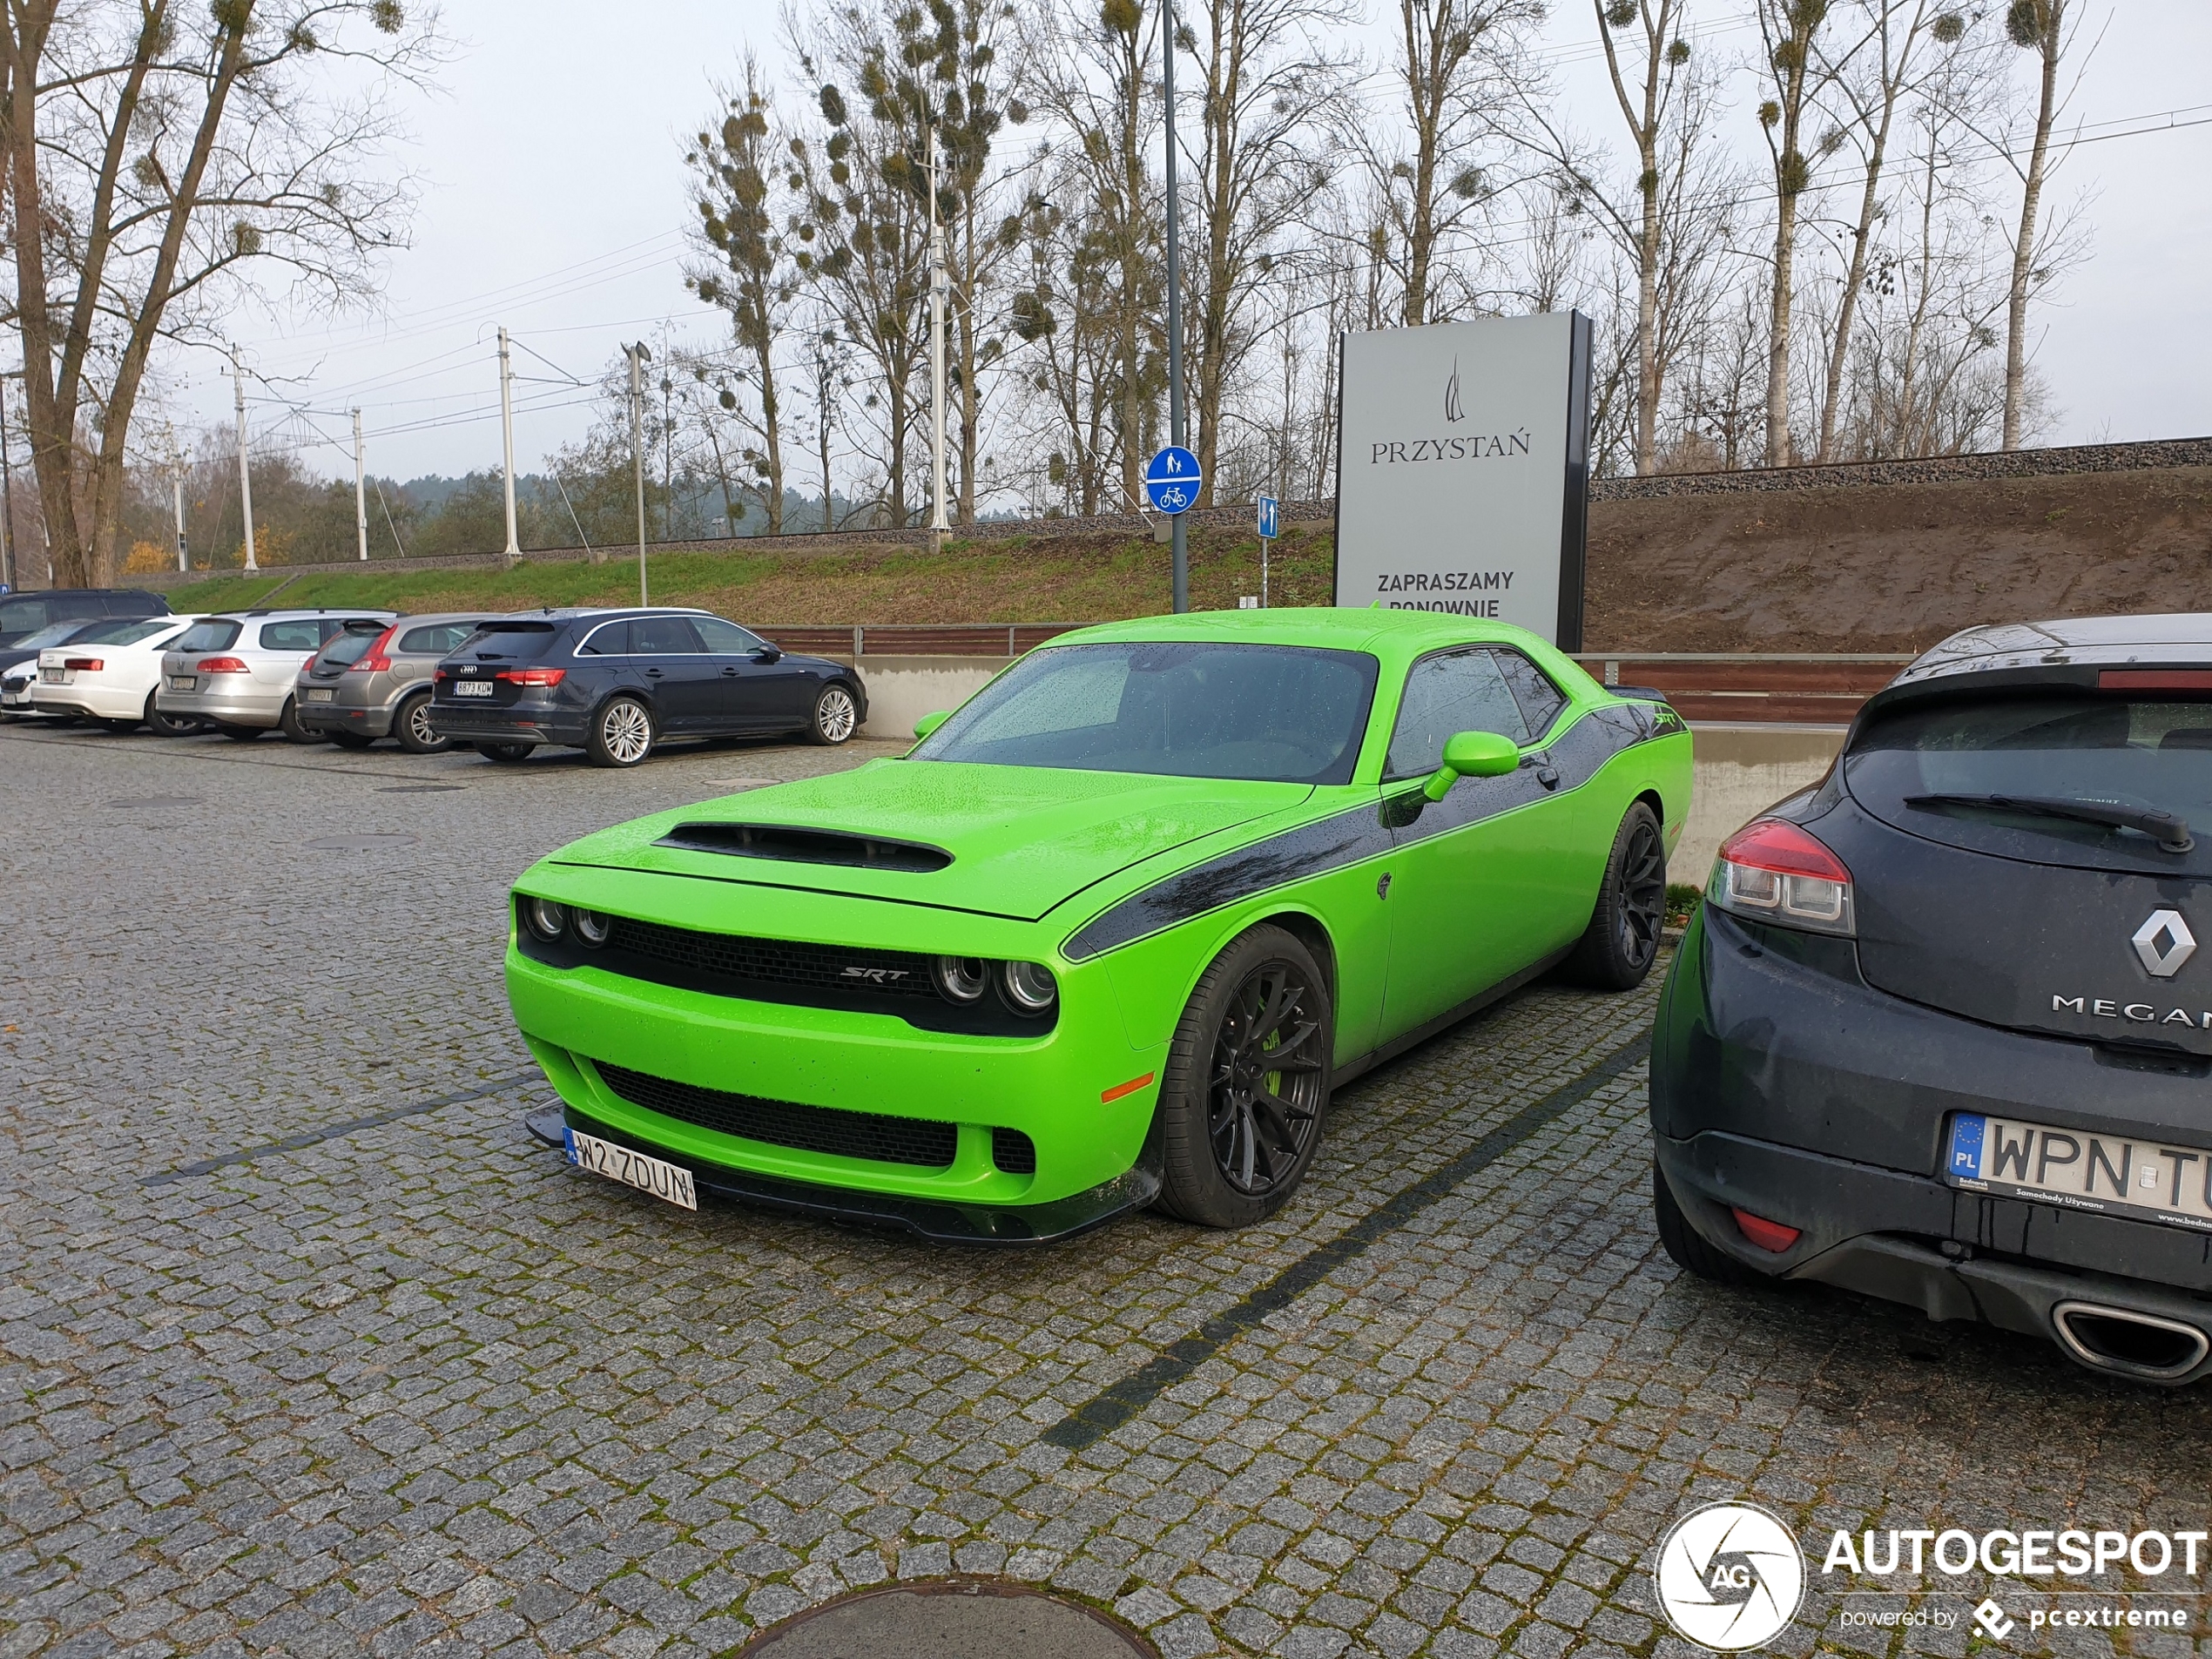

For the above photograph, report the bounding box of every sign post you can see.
[1256,494,1279,606]
[1332,313,1593,647]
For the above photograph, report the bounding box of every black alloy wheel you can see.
[145,692,199,737]
[1154,924,1333,1228]
[395,691,450,754]
[1561,801,1667,990]
[278,698,321,744]
[475,740,533,763]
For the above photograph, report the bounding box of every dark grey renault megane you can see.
[428,608,867,766]
[1653,614,2212,1384]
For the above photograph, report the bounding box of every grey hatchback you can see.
[297,614,501,752]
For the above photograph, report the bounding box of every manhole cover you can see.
[739,1581,1151,1658]
[376,784,467,793]
[305,833,418,852]
[105,795,200,808]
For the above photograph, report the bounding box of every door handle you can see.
[644,667,664,678]
[722,667,741,677]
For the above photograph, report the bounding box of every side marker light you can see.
[1101,1073,1156,1104]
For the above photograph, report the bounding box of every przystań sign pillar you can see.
[1332,312,1593,649]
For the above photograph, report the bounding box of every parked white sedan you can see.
[33,614,208,734]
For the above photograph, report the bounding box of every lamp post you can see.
[626,342,651,606]
[1163,0,1187,613]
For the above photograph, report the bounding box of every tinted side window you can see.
[631,616,703,655]
[1496,651,1567,738]
[1386,650,1527,778]
[175,620,244,652]
[692,617,765,654]
[0,597,51,635]
[576,621,629,655]
[399,623,478,655]
[259,620,324,651]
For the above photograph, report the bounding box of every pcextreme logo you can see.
[1653,1502,1806,1650]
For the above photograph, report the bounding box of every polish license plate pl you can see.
[169,675,195,691]
[1946,1112,2212,1231]
[564,1127,698,1211]
[453,679,496,698]
[304,687,334,702]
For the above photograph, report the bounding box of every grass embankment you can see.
[164,523,1338,624]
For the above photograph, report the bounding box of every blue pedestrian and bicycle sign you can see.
[1144,446,1202,514]
[1256,495,1279,539]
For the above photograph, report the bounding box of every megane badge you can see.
[2133,909,2196,979]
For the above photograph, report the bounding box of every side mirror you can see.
[752,644,783,664]
[1423,730,1521,801]
[913,710,950,741]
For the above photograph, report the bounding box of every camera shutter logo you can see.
[1653,1502,1805,1650]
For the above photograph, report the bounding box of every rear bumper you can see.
[31,679,139,720]
[429,703,583,745]
[298,698,396,738]
[158,686,284,726]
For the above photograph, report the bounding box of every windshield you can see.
[320,624,385,668]
[73,617,180,647]
[172,619,244,653]
[14,620,95,650]
[1848,691,2212,872]
[462,620,558,659]
[912,641,1380,785]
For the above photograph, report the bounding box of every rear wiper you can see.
[1905,792,2195,853]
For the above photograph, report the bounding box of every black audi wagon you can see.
[1653,614,2212,1384]
[428,608,867,767]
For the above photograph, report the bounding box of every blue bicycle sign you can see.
[1144,446,1203,515]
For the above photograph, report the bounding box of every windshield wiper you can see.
[1905,792,2195,853]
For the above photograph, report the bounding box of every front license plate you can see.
[303,687,334,702]
[452,679,496,698]
[169,675,195,691]
[564,1128,698,1211]
[1946,1112,2212,1232]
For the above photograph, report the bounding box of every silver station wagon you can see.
[158,609,396,740]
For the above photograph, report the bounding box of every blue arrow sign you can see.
[1256,495,1279,539]
[1144,445,1203,515]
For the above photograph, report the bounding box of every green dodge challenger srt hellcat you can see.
[509,608,1691,1242]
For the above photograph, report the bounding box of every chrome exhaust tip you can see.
[2051,1300,2210,1382]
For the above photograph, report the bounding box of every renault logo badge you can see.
[2134,909,2196,979]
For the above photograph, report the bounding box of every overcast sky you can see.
[167,0,2212,482]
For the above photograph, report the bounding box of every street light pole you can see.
[497,327,521,568]
[927,125,950,552]
[353,408,369,562]
[627,342,651,607]
[1163,0,1188,613]
[231,345,257,572]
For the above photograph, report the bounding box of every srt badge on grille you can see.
[841,966,907,982]
[2134,909,2197,979]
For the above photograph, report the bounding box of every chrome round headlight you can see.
[571,909,612,948]
[1001,960,1058,1015]
[933,955,989,1003]
[523,897,567,941]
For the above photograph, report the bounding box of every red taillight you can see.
[347,624,400,674]
[1710,818,1856,936]
[1730,1207,1802,1252]
[197,656,249,674]
[2101,669,2212,691]
[62,657,103,671]
[497,667,566,687]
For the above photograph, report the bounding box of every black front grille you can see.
[991,1128,1037,1175]
[609,915,939,998]
[594,1061,957,1168]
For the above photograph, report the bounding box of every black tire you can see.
[277,698,323,744]
[101,717,140,734]
[326,729,374,749]
[587,695,655,768]
[806,681,860,745]
[394,691,451,755]
[1560,800,1667,990]
[475,740,534,764]
[145,692,199,738]
[1152,924,1334,1228]
[1652,1162,1765,1287]
[218,724,263,742]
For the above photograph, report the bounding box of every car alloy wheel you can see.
[278,698,320,744]
[590,697,654,767]
[809,683,859,745]
[1615,813,1666,970]
[145,692,198,737]
[1561,800,1668,990]
[395,691,449,754]
[1154,923,1335,1228]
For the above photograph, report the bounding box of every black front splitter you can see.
[525,1104,1159,1246]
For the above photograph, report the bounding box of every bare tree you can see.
[687,58,797,532]
[0,0,440,586]
[1346,0,1541,326]
[1997,0,2074,450]
[1752,0,1843,466]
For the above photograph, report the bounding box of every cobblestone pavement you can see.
[3,720,2210,1659]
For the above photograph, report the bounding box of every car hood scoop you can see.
[655,822,953,873]
[556,760,1311,921]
